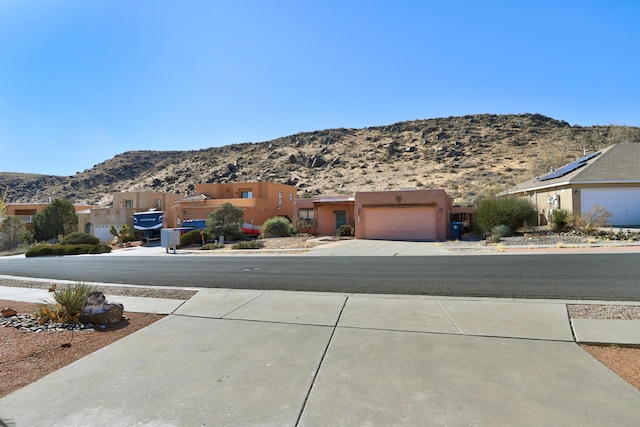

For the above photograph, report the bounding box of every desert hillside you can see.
[2,113,639,206]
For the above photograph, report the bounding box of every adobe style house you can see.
[295,189,452,241]
[6,202,96,231]
[172,182,296,229]
[77,192,183,242]
[295,195,355,236]
[502,143,640,227]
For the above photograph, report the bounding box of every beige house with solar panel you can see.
[501,143,640,227]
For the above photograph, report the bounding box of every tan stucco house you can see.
[502,143,640,227]
[78,192,183,242]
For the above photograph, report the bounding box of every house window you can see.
[289,193,293,201]
[124,200,134,208]
[240,190,253,199]
[298,208,315,226]
[153,199,162,209]
[278,192,283,206]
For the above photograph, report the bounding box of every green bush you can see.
[231,240,265,250]
[180,229,207,247]
[201,242,225,250]
[122,233,137,243]
[336,224,355,237]
[475,196,537,235]
[25,243,111,257]
[550,209,570,232]
[37,283,97,324]
[60,232,99,246]
[260,216,293,238]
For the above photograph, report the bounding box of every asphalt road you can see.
[1,253,639,300]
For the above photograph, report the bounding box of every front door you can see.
[334,210,347,232]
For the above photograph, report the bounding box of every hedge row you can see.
[25,244,112,257]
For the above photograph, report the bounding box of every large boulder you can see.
[79,292,124,325]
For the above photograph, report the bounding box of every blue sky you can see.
[1,1,638,176]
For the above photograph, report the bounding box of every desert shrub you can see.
[574,204,613,234]
[201,242,225,250]
[292,218,314,235]
[491,224,513,238]
[60,232,99,246]
[260,216,293,238]
[549,209,570,232]
[180,229,207,247]
[37,283,97,324]
[231,240,265,250]
[25,243,110,257]
[475,196,537,235]
[122,233,137,243]
[336,223,355,237]
[87,244,111,254]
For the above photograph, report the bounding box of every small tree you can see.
[475,196,537,236]
[206,202,244,241]
[33,199,78,242]
[0,215,29,251]
[109,224,130,246]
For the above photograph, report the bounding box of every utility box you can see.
[161,228,181,253]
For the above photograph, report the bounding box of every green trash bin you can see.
[449,222,464,240]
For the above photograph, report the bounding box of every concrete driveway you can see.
[2,288,639,426]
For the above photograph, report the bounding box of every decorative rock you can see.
[79,292,124,325]
[1,308,17,317]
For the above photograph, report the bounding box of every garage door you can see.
[363,206,437,241]
[581,188,640,227]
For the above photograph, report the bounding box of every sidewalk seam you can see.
[294,295,349,427]
[437,300,463,334]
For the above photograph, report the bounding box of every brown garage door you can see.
[363,206,437,241]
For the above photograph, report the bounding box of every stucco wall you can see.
[354,190,452,240]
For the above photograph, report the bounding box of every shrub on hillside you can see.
[180,229,207,247]
[260,216,293,238]
[475,196,537,235]
[60,232,99,246]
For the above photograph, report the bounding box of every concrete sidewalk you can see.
[2,286,640,426]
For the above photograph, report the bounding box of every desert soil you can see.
[1,299,164,398]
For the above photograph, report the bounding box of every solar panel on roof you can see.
[537,151,601,181]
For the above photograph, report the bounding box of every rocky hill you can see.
[2,113,639,207]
